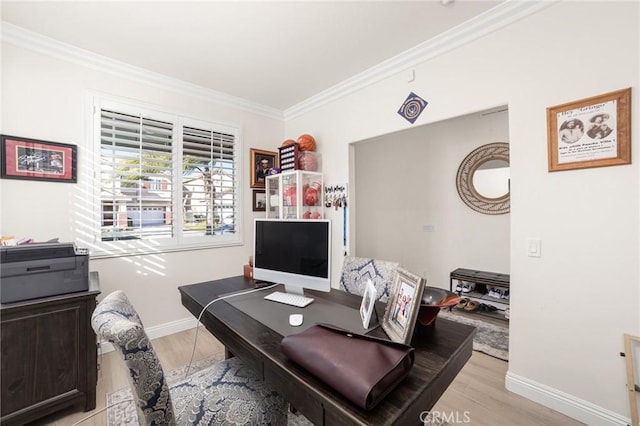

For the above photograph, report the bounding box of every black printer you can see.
[0,243,89,304]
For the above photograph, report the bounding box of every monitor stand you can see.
[283,285,305,296]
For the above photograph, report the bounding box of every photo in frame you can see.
[381,268,426,344]
[250,148,279,188]
[360,279,378,330]
[252,189,266,212]
[1,135,77,183]
[547,88,631,172]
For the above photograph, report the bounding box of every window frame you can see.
[88,95,243,258]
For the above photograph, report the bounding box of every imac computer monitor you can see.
[253,219,331,295]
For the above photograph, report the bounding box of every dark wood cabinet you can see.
[1,286,100,425]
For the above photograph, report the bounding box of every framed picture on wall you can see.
[1,135,77,183]
[381,267,426,344]
[252,189,266,212]
[250,148,278,188]
[547,88,631,172]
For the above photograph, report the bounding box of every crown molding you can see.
[1,1,556,123]
[283,0,557,120]
[0,21,284,121]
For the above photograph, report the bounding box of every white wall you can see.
[286,2,639,424]
[353,109,510,289]
[0,43,284,328]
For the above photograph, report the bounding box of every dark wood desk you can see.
[179,276,474,426]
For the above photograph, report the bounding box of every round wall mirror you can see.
[456,142,510,215]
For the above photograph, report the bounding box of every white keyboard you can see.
[264,291,314,308]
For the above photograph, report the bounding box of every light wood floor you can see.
[33,326,583,426]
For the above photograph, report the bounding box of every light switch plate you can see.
[527,238,541,257]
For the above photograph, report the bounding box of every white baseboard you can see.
[98,316,200,354]
[505,371,630,426]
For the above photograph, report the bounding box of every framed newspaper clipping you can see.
[547,88,631,172]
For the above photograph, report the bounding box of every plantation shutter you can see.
[181,126,237,236]
[100,109,174,241]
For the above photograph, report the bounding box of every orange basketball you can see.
[298,151,318,171]
[281,139,296,147]
[297,134,316,151]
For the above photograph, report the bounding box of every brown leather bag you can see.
[280,323,415,410]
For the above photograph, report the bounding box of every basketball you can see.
[298,151,318,171]
[281,139,296,147]
[297,134,316,151]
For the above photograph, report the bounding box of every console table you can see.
[179,275,475,426]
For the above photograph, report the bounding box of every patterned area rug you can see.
[438,308,509,361]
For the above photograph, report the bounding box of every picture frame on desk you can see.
[1,135,77,183]
[360,279,378,330]
[382,268,426,344]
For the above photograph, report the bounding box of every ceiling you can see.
[1,1,504,113]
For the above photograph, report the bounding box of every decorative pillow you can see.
[339,256,399,303]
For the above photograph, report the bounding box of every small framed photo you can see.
[250,148,278,188]
[382,268,426,344]
[252,189,266,212]
[1,135,77,183]
[547,88,631,172]
[360,279,378,330]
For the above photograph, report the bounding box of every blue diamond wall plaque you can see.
[398,92,428,124]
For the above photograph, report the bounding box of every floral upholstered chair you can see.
[339,256,399,303]
[91,290,288,426]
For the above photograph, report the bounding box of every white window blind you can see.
[181,126,237,237]
[95,98,241,254]
[100,109,174,241]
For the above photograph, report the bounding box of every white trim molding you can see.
[283,0,557,120]
[0,22,284,121]
[506,371,631,426]
[1,0,556,122]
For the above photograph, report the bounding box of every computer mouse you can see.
[289,314,303,327]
